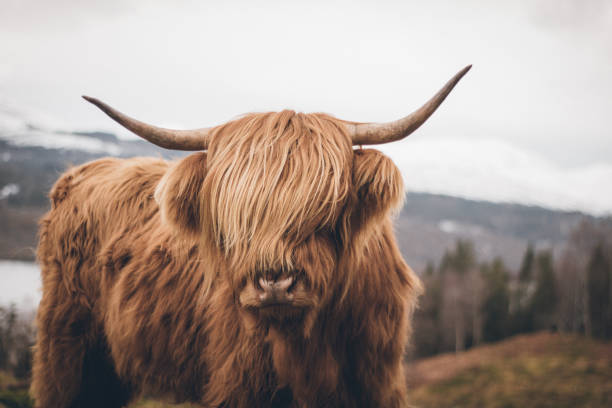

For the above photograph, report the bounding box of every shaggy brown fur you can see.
[31,111,422,407]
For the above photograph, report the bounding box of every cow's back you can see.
[37,157,168,306]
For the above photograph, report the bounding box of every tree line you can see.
[411,218,612,358]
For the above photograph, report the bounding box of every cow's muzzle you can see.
[257,276,296,306]
[239,272,313,313]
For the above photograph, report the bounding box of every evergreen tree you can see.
[510,244,537,335]
[519,243,535,282]
[412,273,444,357]
[481,258,510,342]
[531,250,557,330]
[439,240,478,352]
[587,243,611,339]
[440,240,475,275]
[424,261,436,277]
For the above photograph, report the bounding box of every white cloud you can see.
[378,137,612,215]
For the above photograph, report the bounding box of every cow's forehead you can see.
[201,110,353,269]
[208,110,351,153]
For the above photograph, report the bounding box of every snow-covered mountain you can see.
[0,101,181,160]
[0,101,122,155]
[1,100,610,215]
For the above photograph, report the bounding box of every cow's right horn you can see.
[82,96,211,151]
[346,65,471,145]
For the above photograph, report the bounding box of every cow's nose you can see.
[257,276,294,304]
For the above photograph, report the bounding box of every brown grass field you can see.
[406,332,612,407]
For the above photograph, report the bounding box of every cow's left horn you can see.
[347,65,471,145]
[82,96,211,150]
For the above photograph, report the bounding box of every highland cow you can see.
[31,66,470,407]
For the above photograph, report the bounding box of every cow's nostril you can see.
[258,276,293,292]
[275,276,293,291]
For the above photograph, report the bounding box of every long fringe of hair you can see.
[201,110,353,273]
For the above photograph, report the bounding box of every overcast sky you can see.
[1,0,611,211]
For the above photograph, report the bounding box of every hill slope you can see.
[397,193,593,271]
[407,332,612,408]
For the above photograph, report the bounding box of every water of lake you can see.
[0,260,41,312]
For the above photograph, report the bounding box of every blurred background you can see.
[1,0,611,407]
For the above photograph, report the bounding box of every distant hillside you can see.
[0,133,184,209]
[406,332,612,407]
[0,132,187,260]
[397,193,593,271]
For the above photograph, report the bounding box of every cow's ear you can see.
[154,152,207,237]
[349,149,404,234]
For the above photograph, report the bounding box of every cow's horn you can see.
[347,65,471,145]
[82,96,211,151]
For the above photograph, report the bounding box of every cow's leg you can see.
[30,264,89,407]
[31,264,132,408]
[67,340,133,408]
